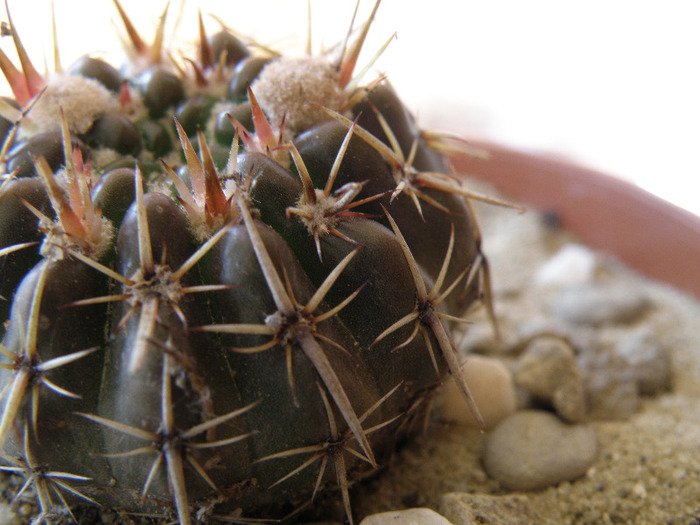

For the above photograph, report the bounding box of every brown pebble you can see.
[513,338,586,422]
[438,355,517,430]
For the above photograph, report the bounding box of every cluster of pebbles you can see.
[353,182,700,524]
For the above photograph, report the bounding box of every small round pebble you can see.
[359,508,454,525]
[513,338,586,422]
[438,355,517,430]
[551,283,650,325]
[482,410,598,491]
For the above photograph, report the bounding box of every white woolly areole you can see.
[251,55,346,132]
[24,74,119,135]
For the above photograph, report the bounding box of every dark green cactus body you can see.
[96,193,221,508]
[83,113,143,156]
[0,257,111,483]
[206,221,383,509]
[295,117,480,315]
[0,178,52,335]
[6,131,90,179]
[229,56,273,102]
[0,3,495,523]
[68,56,123,92]
[136,67,186,118]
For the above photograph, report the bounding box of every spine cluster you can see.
[0,2,504,523]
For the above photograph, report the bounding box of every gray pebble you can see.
[359,508,453,525]
[578,344,641,420]
[482,410,597,491]
[614,328,671,395]
[513,338,586,422]
[586,371,640,420]
[439,492,537,525]
[552,283,650,325]
[574,326,670,420]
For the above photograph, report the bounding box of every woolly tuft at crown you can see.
[0,1,516,523]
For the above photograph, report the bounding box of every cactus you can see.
[0,1,506,523]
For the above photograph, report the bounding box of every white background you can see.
[3,1,700,217]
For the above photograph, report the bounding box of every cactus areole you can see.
[0,1,502,523]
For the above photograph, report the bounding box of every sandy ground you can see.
[354,192,700,525]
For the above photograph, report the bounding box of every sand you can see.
[353,190,700,524]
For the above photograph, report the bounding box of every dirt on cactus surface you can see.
[3,182,700,525]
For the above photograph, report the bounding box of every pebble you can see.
[513,338,586,422]
[578,343,641,420]
[534,243,597,287]
[614,328,671,395]
[482,410,598,491]
[439,492,536,525]
[438,355,517,430]
[584,366,640,420]
[0,503,20,525]
[359,508,454,525]
[551,283,650,325]
[573,328,670,420]
[631,482,647,499]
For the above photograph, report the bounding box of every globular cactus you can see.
[0,1,503,523]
